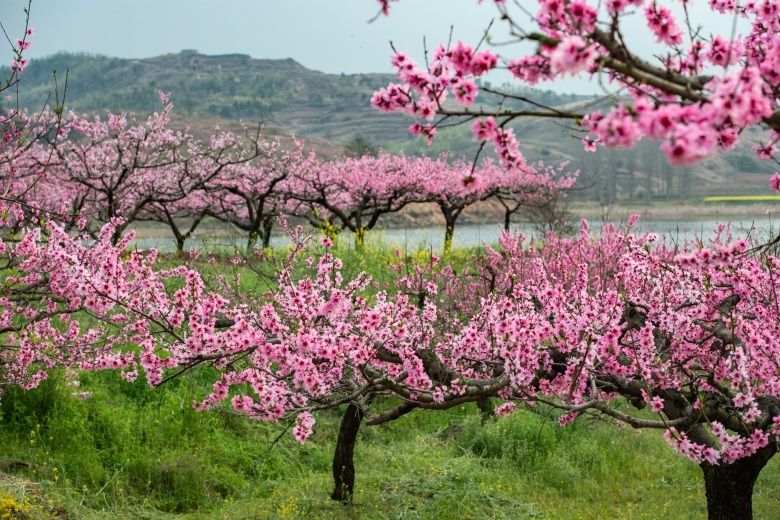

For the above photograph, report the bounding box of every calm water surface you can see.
[131,218,780,253]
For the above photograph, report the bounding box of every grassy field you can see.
[0,245,778,519]
[0,373,778,520]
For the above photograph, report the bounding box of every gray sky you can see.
[1,1,744,95]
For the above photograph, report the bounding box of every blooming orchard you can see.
[2,3,779,519]
[15,212,775,517]
[12,104,570,251]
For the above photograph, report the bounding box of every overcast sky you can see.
[1,1,745,95]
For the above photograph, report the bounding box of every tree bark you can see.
[700,444,776,520]
[261,217,274,249]
[354,227,366,250]
[330,403,364,503]
[246,230,258,253]
[443,220,455,255]
[476,397,494,425]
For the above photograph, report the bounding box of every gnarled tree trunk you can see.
[330,403,364,503]
[700,444,776,520]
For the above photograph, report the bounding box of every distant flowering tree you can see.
[413,155,566,253]
[205,136,313,251]
[289,153,567,252]
[372,0,780,193]
[290,153,427,248]
[140,183,210,254]
[139,127,267,253]
[418,155,496,253]
[40,96,197,243]
[1,132,85,233]
[493,160,577,232]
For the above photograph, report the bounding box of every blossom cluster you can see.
[8,211,777,466]
[373,0,780,188]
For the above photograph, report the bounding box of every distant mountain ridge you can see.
[4,50,775,199]
[5,50,588,144]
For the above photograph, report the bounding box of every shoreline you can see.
[568,201,778,221]
[126,202,778,240]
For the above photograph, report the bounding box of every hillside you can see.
[6,50,776,199]
[5,51,588,142]
[7,51,406,142]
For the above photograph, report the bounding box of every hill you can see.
[5,51,587,143]
[6,50,776,199]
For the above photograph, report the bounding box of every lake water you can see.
[131,217,780,253]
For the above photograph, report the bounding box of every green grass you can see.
[159,237,483,298]
[0,373,778,519]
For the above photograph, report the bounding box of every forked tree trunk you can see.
[700,444,775,520]
[330,403,364,503]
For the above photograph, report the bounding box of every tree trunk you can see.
[503,210,511,232]
[476,397,494,425]
[261,217,274,249]
[700,445,775,520]
[330,403,364,503]
[443,220,455,255]
[353,227,366,250]
[246,230,258,253]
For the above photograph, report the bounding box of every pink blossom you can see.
[471,117,498,141]
[11,58,28,73]
[770,172,780,192]
[650,396,665,412]
[494,402,517,416]
[549,36,597,75]
[292,412,315,443]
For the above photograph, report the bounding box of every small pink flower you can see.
[769,172,780,192]
[453,78,478,105]
[292,412,315,443]
[472,117,498,141]
[559,411,578,426]
[494,402,517,416]
[11,58,28,73]
[549,36,597,75]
